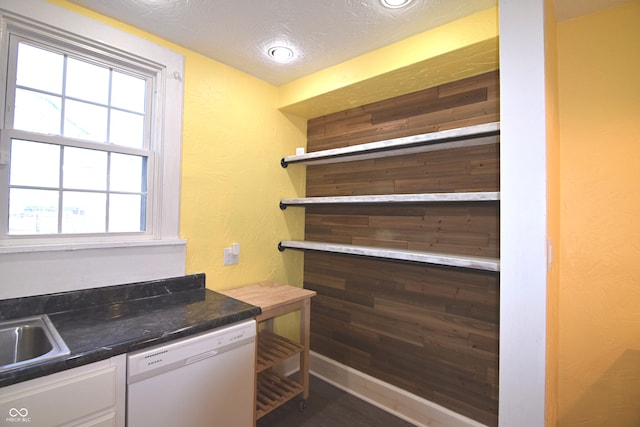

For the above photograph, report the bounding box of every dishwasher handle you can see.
[186,349,218,365]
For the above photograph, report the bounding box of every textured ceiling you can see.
[65,0,624,86]
[65,0,497,85]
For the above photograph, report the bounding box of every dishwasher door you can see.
[127,319,256,427]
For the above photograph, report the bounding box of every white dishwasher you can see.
[127,319,256,427]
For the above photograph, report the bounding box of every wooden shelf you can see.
[278,240,500,272]
[256,369,304,419]
[257,330,304,373]
[280,122,500,167]
[280,191,500,209]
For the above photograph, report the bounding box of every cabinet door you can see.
[0,355,125,427]
[73,411,116,427]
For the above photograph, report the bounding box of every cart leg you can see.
[300,298,311,400]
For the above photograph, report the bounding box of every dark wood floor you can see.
[257,374,416,427]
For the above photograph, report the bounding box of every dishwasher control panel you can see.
[127,319,256,383]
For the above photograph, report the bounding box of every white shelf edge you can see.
[278,240,500,272]
[281,122,500,167]
[280,192,500,208]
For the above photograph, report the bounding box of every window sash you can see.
[5,135,152,236]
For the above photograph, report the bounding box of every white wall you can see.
[498,0,549,425]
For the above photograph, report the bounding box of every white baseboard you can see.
[309,351,489,427]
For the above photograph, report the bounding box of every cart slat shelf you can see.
[256,369,305,419]
[257,330,304,373]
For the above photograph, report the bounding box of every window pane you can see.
[109,110,144,148]
[61,191,106,233]
[63,147,107,191]
[8,188,59,235]
[112,71,146,113]
[16,43,63,94]
[66,57,109,104]
[14,89,62,134]
[110,153,144,192]
[10,139,60,188]
[109,194,144,232]
[64,99,108,142]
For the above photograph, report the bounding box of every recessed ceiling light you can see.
[267,46,294,62]
[380,0,412,8]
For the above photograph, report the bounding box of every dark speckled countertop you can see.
[0,273,261,388]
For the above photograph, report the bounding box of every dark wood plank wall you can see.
[306,144,500,197]
[305,203,499,258]
[303,70,500,426]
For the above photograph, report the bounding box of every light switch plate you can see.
[223,248,238,265]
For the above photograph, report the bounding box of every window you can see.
[0,1,185,299]
[5,39,152,236]
[0,2,184,247]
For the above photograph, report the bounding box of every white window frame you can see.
[0,0,186,299]
[3,34,156,240]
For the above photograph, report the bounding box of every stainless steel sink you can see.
[0,315,70,373]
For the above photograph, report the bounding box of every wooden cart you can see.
[219,281,316,424]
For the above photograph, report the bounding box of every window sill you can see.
[0,238,186,254]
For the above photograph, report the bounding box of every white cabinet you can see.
[0,355,126,427]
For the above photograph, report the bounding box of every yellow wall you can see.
[179,55,306,290]
[48,0,307,293]
[557,2,640,425]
